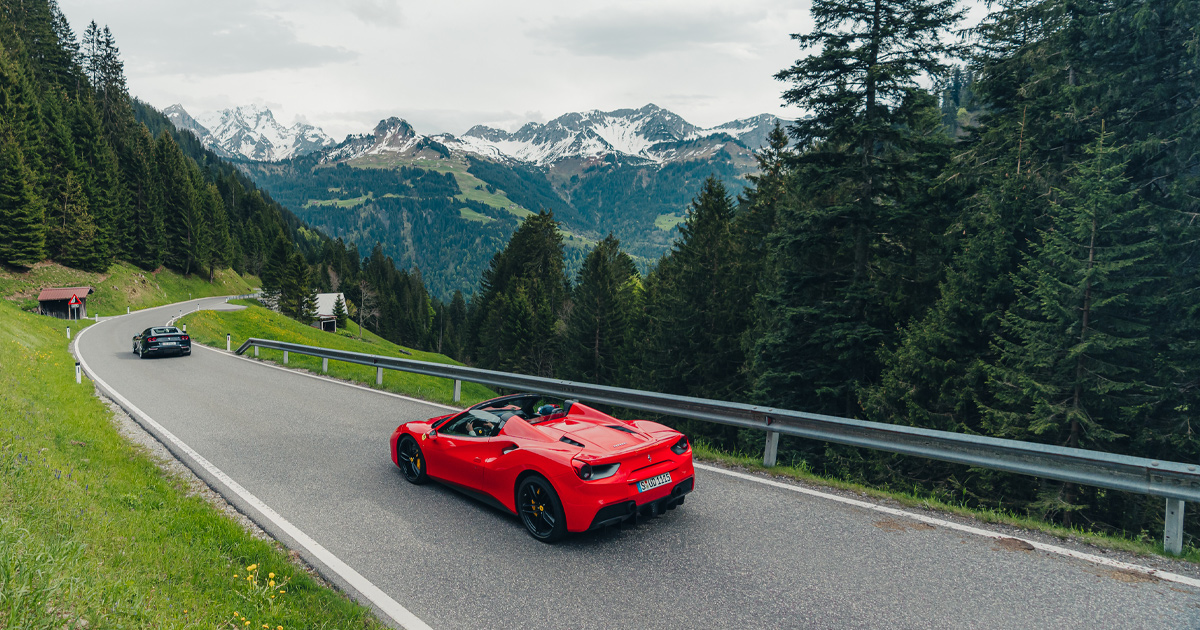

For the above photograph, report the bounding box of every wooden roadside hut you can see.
[37,286,95,319]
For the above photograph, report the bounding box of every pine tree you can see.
[0,131,46,267]
[469,211,567,375]
[755,0,962,417]
[562,234,640,386]
[981,128,1160,522]
[333,293,348,330]
[155,131,199,273]
[642,178,749,401]
[47,170,104,271]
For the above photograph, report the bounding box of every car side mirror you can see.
[427,430,437,441]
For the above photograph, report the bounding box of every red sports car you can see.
[391,393,694,542]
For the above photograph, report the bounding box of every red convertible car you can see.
[391,393,694,542]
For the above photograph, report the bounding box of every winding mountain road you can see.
[75,298,1200,629]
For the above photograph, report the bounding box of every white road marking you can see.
[74,306,435,630]
[696,463,1200,590]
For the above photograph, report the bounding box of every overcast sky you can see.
[56,0,988,140]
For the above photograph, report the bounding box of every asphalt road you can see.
[77,298,1200,629]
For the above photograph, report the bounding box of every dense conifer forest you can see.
[3,0,1197,541]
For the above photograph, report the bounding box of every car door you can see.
[424,412,490,489]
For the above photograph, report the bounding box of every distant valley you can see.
[167,104,782,299]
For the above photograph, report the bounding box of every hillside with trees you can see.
[0,0,446,353]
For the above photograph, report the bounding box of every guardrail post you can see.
[1165,498,1185,555]
[763,431,780,467]
[283,350,288,364]
[254,346,259,357]
[454,379,462,403]
[376,366,383,386]
[226,334,231,352]
[322,357,328,373]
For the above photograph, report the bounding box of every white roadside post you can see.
[322,357,328,373]
[66,327,71,339]
[376,366,383,386]
[283,350,288,364]
[1165,499,1186,555]
[127,306,130,314]
[764,431,780,467]
[226,334,231,352]
[454,379,462,403]
[254,346,259,357]
[75,361,81,384]
[183,324,187,333]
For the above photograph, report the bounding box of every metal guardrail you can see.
[234,337,1199,554]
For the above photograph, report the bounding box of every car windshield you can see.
[467,394,569,424]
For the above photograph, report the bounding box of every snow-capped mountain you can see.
[164,104,335,162]
[443,104,780,166]
[322,104,781,168]
[323,117,450,163]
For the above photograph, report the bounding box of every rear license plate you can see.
[637,472,671,493]
[161,342,176,346]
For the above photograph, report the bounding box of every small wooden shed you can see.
[37,286,95,319]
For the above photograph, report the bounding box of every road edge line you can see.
[695,463,1200,590]
[74,311,434,630]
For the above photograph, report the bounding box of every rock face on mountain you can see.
[165,104,334,162]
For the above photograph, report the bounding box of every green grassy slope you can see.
[0,298,385,629]
[0,261,257,316]
[180,302,495,407]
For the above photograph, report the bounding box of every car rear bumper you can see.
[585,476,694,530]
[145,345,190,356]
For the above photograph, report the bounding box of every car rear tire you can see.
[517,475,567,543]
[138,346,147,359]
[397,435,429,485]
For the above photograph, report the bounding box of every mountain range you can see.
[165,103,784,299]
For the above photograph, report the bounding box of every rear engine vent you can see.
[606,425,638,434]
[560,436,585,447]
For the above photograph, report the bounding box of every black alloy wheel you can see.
[397,436,428,484]
[517,476,567,543]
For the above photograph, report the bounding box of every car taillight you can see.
[575,462,594,480]
[573,459,619,480]
[182,335,189,341]
[670,436,690,455]
[148,337,157,342]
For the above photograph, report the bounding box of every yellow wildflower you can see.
[269,580,275,587]
[269,572,275,578]
[247,564,258,571]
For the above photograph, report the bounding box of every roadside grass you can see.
[690,441,1200,563]
[179,303,495,407]
[0,260,257,316]
[0,298,386,629]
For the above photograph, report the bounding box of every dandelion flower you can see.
[247,564,257,571]
[269,572,275,578]
[269,580,275,587]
